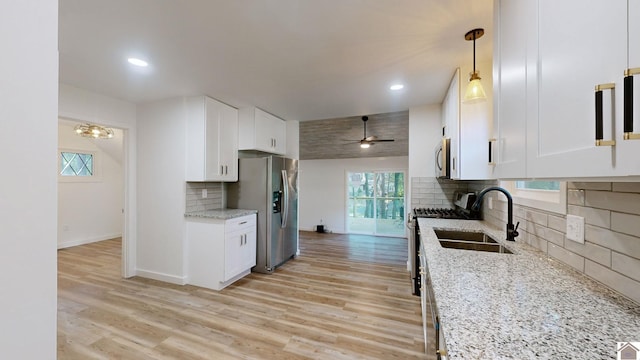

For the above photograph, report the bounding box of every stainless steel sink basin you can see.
[434,229,498,243]
[438,240,513,254]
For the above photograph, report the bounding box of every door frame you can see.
[57,115,136,278]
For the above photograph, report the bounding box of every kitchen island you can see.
[418,218,640,359]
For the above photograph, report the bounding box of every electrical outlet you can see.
[488,197,493,210]
[202,189,207,198]
[63,224,69,231]
[566,214,585,244]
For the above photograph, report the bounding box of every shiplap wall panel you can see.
[299,111,409,160]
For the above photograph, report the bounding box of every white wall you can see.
[57,122,124,248]
[136,98,188,284]
[299,157,408,233]
[58,83,138,277]
[408,104,443,210]
[286,120,300,159]
[0,1,57,358]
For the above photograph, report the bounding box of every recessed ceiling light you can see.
[127,58,149,67]
[390,84,404,91]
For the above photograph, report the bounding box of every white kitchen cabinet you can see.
[494,0,640,179]
[527,0,627,178]
[442,65,493,180]
[491,0,530,179]
[186,96,239,182]
[187,214,257,290]
[238,107,286,155]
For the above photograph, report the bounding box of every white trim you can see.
[135,269,188,285]
[57,232,122,249]
[501,181,567,214]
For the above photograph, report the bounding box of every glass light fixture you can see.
[360,142,371,149]
[463,28,487,104]
[74,123,114,139]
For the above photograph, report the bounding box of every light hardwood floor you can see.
[58,231,433,359]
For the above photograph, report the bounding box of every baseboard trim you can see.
[136,269,187,285]
[58,233,122,249]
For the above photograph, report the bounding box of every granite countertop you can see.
[418,218,640,359]
[184,208,257,220]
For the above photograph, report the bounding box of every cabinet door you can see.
[622,0,640,174]
[224,229,246,281]
[444,70,460,179]
[204,97,223,180]
[529,0,627,178]
[204,98,239,181]
[218,103,238,181]
[240,227,257,271]
[254,109,286,155]
[492,0,530,179]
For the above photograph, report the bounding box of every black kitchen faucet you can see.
[472,186,520,241]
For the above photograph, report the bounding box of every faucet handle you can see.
[514,221,520,231]
[513,221,520,238]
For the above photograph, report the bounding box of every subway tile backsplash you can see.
[480,181,640,305]
[411,178,640,304]
[185,182,224,212]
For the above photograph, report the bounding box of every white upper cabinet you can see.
[186,96,239,182]
[491,0,530,179]
[528,0,627,178]
[443,65,494,180]
[493,0,640,178]
[238,107,286,155]
[623,1,640,174]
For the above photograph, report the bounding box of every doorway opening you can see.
[346,171,405,237]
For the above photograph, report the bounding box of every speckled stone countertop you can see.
[418,218,640,359]
[184,209,256,220]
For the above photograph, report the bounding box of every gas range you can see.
[411,192,480,220]
[412,207,478,220]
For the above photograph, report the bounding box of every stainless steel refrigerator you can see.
[227,155,298,274]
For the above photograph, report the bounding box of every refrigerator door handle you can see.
[281,169,289,228]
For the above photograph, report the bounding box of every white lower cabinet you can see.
[187,214,256,290]
[420,241,448,359]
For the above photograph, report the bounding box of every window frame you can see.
[501,180,567,214]
[58,148,102,182]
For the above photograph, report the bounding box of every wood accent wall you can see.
[299,111,409,160]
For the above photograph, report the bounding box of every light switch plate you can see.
[566,214,585,244]
[202,189,207,198]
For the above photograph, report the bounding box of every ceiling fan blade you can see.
[371,139,395,142]
[365,135,377,141]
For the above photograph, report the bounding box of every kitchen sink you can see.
[434,229,498,243]
[438,240,513,254]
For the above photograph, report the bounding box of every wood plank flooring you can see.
[58,231,434,359]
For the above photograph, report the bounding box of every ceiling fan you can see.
[348,116,395,148]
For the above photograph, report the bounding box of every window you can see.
[58,149,101,182]
[502,180,566,214]
[60,152,93,176]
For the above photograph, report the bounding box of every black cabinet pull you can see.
[624,68,640,140]
[594,83,616,146]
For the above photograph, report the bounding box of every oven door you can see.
[435,138,450,179]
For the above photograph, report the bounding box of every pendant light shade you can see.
[463,28,487,104]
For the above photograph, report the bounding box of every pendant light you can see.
[74,123,114,139]
[463,28,487,103]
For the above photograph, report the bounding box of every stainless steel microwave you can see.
[435,137,450,178]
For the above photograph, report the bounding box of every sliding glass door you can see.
[347,171,405,237]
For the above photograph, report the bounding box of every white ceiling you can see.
[59,0,493,121]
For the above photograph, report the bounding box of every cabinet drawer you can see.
[225,214,256,233]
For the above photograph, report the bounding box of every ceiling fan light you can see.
[360,142,370,149]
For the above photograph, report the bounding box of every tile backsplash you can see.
[480,182,640,305]
[411,178,640,304]
[410,177,492,209]
[185,182,224,212]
